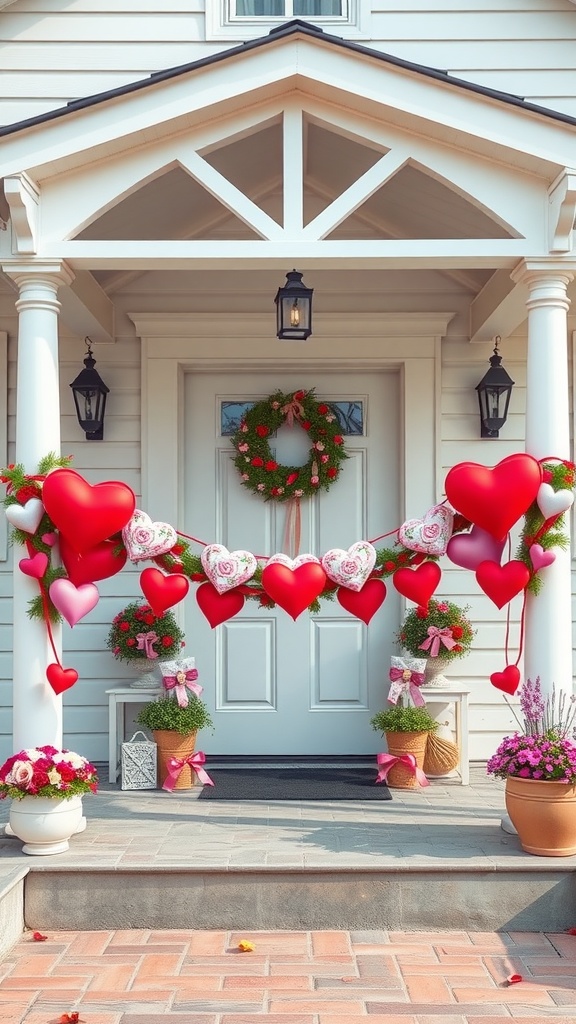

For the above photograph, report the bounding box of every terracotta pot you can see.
[153,730,197,789]
[384,730,429,788]
[505,776,576,856]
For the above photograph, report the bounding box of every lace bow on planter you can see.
[388,655,426,707]
[159,657,203,708]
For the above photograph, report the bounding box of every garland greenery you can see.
[517,461,574,595]
[230,388,348,502]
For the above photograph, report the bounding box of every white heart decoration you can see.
[49,579,100,627]
[201,543,257,595]
[122,509,177,563]
[5,497,45,535]
[266,553,320,570]
[536,483,574,519]
[398,503,454,556]
[321,541,376,592]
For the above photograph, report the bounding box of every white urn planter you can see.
[9,795,83,855]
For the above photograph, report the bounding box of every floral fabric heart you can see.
[321,542,376,592]
[267,553,320,570]
[122,509,177,563]
[398,504,454,557]
[5,497,45,535]
[201,544,257,595]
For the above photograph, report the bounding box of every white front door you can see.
[184,371,400,754]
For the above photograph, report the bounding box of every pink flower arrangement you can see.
[0,746,98,800]
[487,678,576,784]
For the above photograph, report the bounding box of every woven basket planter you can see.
[153,730,197,790]
[384,730,429,789]
[423,730,460,776]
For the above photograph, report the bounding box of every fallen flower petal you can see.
[566,927,576,935]
[507,973,523,984]
[59,1013,81,1024]
[237,940,255,952]
[32,931,47,942]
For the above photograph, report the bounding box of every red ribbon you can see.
[375,752,429,787]
[418,626,456,658]
[162,751,214,792]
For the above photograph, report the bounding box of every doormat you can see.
[197,766,392,801]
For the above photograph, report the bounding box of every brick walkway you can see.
[1,928,576,1023]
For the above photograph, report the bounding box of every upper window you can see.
[230,0,345,18]
[207,0,368,40]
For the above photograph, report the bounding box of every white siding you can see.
[1,0,576,125]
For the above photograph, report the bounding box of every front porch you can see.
[1,766,576,938]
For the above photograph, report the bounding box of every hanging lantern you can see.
[70,338,110,441]
[274,269,313,340]
[475,338,514,438]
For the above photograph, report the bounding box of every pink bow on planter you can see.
[388,667,425,707]
[418,626,457,658]
[376,752,429,788]
[162,667,202,708]
[162,751,214,792]
[136,631,159,658]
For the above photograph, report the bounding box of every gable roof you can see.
[1,18,576,140]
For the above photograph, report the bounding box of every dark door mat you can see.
[198,766,392,801]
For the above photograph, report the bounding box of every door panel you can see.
[184,371,400,754]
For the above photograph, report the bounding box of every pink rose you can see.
[321,454,329,464]
[238,443,249,453]
[10,761,34,788]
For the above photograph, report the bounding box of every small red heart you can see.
[19,552,48,579]
[261,562,327,619]
[392,561,441,607]
[46,663,79,695]
[60,536,127,586]
[476,560,530,609]
[490,665,520,695]
[196,581,245,627]
[140,567,190,616]
[337,579,386,624]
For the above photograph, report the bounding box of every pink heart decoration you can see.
[321,542,376,592]
[398,504,454,557]
[201,543,257,595]
[490,665,521,695]
[19,552,48,579]
[529,544,556,571]
[122,509,177,563]
[446,525,506,571]
[475,560,530,609]
[49,579,100,627]
[5,498,45,534]
[536,482,574,519]
[41,532,57,546]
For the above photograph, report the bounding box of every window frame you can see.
[206,0,370,41]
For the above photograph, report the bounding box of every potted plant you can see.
[487,676,576,856]
[0,746,98,855]
[371,704,437,788]
[137,694,213,790]
[106,601,185,687]
[397,598,475,686]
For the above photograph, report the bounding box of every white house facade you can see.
[0,1,576,765]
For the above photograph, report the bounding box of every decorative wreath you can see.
[230,388,348,502]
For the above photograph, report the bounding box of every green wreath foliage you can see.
[230,388,348,502]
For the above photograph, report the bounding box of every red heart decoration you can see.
[490,665,521,695]
[261,562,327,620]
[42,468,136,555]
[337,579,386,624]
[392,561,441,606]
[46,663,79,695]
[475,559,530,609]
[60,536,127,587]
[140,567,190,616]
[19,552,48,579]
[196,581,245,627]
[445,454,542,542]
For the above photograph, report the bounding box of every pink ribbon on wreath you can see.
[418,626,457,658]
[388,667,425,707]
[162,667,202,708]
[280,395,305,427]
[376,752,429,788]
[136,631,159,658]
[162,751,214,792]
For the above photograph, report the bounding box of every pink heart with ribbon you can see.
[19,552,49,579]
[201,543,257,595]
[48,579,100,627]
[399,503,454,557]
[321,541,376,592]
[122,509,177,563]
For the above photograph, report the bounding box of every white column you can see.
[2,261,74,751]
[511,263,574,698]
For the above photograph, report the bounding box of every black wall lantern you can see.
[475,337,514,438]
[70,338,110,441]
[275,269,313,340]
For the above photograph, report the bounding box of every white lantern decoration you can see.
[121,731,157,790]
